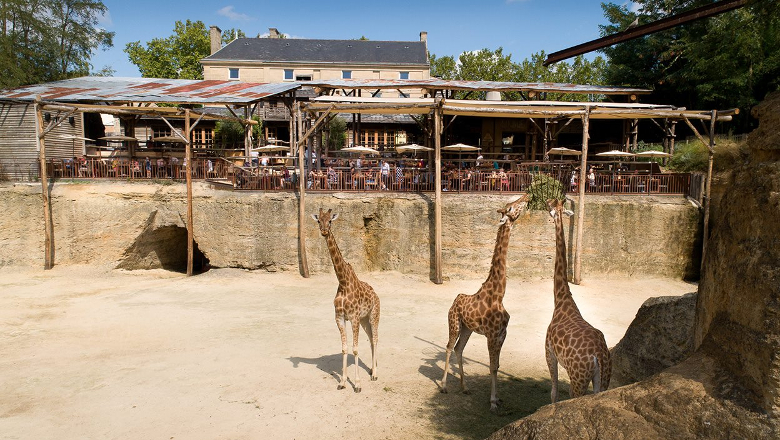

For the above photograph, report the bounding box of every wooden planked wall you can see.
[0,103,84,180]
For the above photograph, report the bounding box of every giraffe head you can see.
[497,194,530,226]
[311,208,339,236]
[546,199,574,222]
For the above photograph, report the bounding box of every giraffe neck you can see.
[485,221,512,297]
[325,231,356,286]
[553,211,575,309]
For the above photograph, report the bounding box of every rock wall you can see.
[694,91,780,416]
[0,182,701,280]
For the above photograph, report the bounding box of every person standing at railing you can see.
[588,167,596,190]
[380,160,390,190]
[171,156,179,178]
[327,166,337,189]
[145,157,152,178]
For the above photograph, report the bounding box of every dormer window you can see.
[229,68,239,80]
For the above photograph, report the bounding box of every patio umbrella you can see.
[442,143,481,170]
[395,144,433,154]
[59,134,93,157]
[151,135,185,143]
[548,147,582,157]
[252,145,290,152]
[595,150,636,157]
[99,135,138,142]
[635,150,672,158]
[341,145,380,155]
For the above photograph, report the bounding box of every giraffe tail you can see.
[592,351,612,394]
[592,355,602,393]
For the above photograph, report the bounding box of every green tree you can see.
[599,0,780,130]
[214,116,262,149]
[327,117,347,150]
[0,0,114,88]
[429,53,456,80]
[125,20,210,79]
[221,28,246,46]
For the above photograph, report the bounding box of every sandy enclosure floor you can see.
[0,266,696,440]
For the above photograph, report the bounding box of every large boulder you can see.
[610,292,697,387]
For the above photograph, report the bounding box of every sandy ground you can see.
[0,265,696,440]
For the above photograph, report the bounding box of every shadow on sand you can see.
[416,336,570,440]
[288,353,373,392]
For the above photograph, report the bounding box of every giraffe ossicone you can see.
[313,207,380,393]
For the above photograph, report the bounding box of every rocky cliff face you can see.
[695,91,780,416]
[0,186,700,280]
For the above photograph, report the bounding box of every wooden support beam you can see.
[184,109,194,276]
[160,116,188,143]
[298,105,335,146]
[296,103,310,278]
[701,110,717,276]
[434,101,443,285]
[34,97,54,270]
[573,106,590,285]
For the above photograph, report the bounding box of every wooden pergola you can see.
[296,87,737,284]
[0,77,300,275]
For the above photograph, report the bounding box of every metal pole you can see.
[573,106,590,285]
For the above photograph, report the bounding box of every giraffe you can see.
[312,208,380,393]
[440,195,529,412]
[544,198,611,403]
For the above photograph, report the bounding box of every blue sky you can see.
[92,0,632,77]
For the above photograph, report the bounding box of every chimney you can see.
[419,31,427,43]
[268,28,280,39]
[209,25,222,55]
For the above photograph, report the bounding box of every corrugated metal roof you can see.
[204,38,429,66]
[305,79,651,95]
[0,77,301,104]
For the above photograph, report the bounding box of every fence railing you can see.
[15,158,694,197]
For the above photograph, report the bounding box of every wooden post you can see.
[185,109,194,276]
[296,103,310,278]
[434,101,443,284]
[701,110,717,274]
[573,106,590,285]
[34,97,54,270]
[631,118,639,151]
[244,106,251,157]
[668,121,677,166]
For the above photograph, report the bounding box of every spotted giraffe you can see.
[312,208,380,393]
[440,195,529,412]
[545,198,611,402]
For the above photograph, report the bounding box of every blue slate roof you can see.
[204,38,429,66]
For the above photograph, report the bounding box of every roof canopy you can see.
[0,76,300,105]
[305,78,652,96]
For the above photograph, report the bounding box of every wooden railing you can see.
[36,157,693,196]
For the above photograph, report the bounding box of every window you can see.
[284,69,293,80]
[229,68,239,80]
[296,75,312,81]
[399,91,410,98]
[342,70,352,79]
[399,71,409,80]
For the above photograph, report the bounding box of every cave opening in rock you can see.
[117,225,210,274]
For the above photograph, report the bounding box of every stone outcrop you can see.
[0,184,700,280]
[610,292,697,387]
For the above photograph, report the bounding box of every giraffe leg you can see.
[336,314,348,390]
[569,371,590,398]
[545,339,559,403]
[351,318,362,393]
[360,314,378,381]
[440,306,461,393]
[487,328,506,412]
[453,324,473,394]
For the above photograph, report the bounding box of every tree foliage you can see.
[221,28,246,46]
[429,48,606,101]
[125,20,210,79]
[214,116,262,149]
[0,0,114,88]
[599,0,780,129]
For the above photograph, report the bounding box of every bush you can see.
[667,137,745,173]
[527,173,565,210]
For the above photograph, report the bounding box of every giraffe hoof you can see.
[337,384,346,390]
[440,388,448,394]
[355,387,362,393]
[371,376,378,381]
